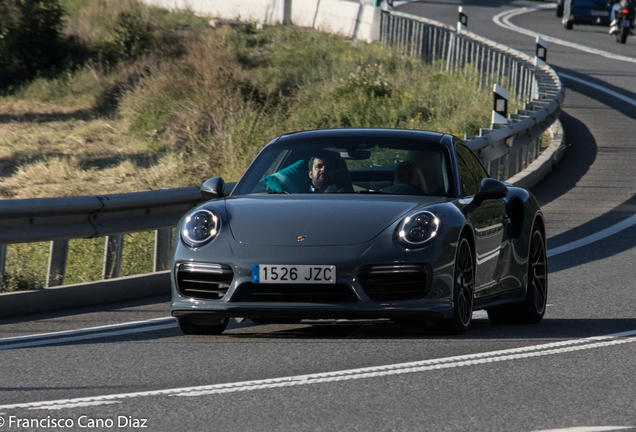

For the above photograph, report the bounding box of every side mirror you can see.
[201,177,225,200]
[473,178,508,206]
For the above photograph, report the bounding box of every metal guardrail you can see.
[1,9,563,293]
[0,187,203,289]
[380,12,564,181]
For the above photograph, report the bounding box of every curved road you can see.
[2,2,636,431]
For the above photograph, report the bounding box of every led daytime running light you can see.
[397,211,440,248]
[181,209,221,248]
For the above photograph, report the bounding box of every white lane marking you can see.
[493,6,636,63]
[0,317,175,344]
[32,401,122,411]
[548,214,636,258]
[559,72,636,108]
[533,428,633,432]
[2,329,636,410]
[0,323,178,350]
[541,71,636,258]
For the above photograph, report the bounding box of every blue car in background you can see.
[562,0,613,29]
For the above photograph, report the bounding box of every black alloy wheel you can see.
[487,222,547,324]
[437,235,474,335]
[519,223,548,323]
[177,316,229,335]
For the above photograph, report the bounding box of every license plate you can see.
[252,265,336,284]
[591,10,608,16]
[621,19,631,27]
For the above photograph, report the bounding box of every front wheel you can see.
[436,234,474,335]
[556,4,564,17]
[177,316,229,335]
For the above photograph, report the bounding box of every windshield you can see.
[232,136,455,197]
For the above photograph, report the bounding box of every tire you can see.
[556,4,564,18]
[177,316,229,335]
[487,222,548,325]
[436,234,474,335]
[620,26,629,43]
[563,19,573,30]
[519,223,548,323]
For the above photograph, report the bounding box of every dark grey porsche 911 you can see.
[171,128,547,335]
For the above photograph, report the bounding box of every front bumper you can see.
[171,229,457,321]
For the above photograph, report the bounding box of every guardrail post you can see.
[47,240,68,287]
[154,228,173,272]
[0,244,6,291]
[103,235,123,279]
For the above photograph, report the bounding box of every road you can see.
[2,1,636,431]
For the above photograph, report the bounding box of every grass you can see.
[0,0,516,291]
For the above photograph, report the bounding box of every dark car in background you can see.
[561,0,613,29]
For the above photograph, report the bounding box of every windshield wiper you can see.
[267,190,290,194]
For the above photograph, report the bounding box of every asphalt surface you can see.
[2,2,636,431]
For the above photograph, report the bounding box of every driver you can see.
[308,151,339,193]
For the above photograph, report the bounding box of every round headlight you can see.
[181,210,220,248]
[397,211,440,248]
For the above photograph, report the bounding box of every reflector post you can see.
[535,36,548,67]
[492,84,508,125]
[457,6,468,32]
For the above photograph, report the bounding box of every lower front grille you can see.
[231,283,358,303]
[176,263,234,300]
[358,264,431,301]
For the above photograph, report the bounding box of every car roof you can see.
[275,128,450,147]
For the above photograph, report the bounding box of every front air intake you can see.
[176,263,233,300]
[231,283,358,303]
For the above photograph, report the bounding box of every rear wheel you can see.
[436,234,474,335]
[519,223,548,323]
[563,19,573,29]
[488,222,547,324]
[177,316,229,335]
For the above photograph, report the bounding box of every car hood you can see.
[225,195,445,246]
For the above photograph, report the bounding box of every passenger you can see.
[308,151,339,193]
[395,161,426,191]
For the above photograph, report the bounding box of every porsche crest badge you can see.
[297,235,307,242]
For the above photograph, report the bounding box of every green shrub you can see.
[0,0,67,88]
[112,10,151,60]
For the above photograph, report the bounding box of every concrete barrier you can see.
[140,0,381,42]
